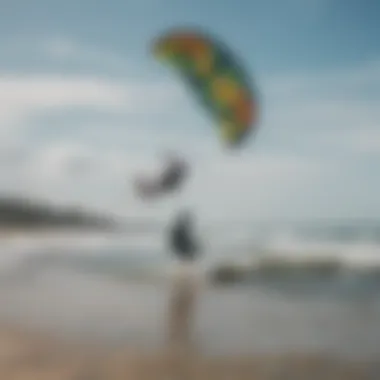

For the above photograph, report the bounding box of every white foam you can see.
[1,225,380,276]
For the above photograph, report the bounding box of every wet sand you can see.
[1,274,380,358]
[0,324,379,380]
[0,275,380,379]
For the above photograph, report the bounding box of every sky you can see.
[0,0,379,223]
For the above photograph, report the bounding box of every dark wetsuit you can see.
[169,212,200,262]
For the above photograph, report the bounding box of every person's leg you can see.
[166,257,201,380]
[168,260,198,349]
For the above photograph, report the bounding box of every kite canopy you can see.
[152,28,258,147]
[134,154,189,200]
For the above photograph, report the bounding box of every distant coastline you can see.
[0,196,119,232]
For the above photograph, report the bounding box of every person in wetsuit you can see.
[168,210,200,262]
[167,210,201,347]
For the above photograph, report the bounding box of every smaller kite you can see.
[134,153,190,200]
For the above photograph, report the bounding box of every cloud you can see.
[1,35,136,74]
[184,152,333,220]
[265,99,379,135]
[0,74,182,135]
[0,129,373,221]
[0,139,330,220]
[40,37,134,72]
[258,59,380,154]
[0,35,183,137]
[331,126,380,154]
[0,75,125,119]
[264,59,380,99]
[31,143,96,182]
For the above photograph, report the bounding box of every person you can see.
[168,210,200,262]
[166,210,201,350]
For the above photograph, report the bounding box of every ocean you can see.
[0,221,380,359]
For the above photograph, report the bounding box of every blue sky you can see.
[0,0,379,222]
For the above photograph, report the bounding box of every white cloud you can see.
[40,36,134,72]
[0,131,374,221]
[32,143,96,182]
[0,75,121,127]
[0,74,182,133]
[259,59,380,152]
[264,59,380,98]
[0,136,329,220]
[332,127,380,154]
[185,152,332,220]
[264,99,380,137]
[1,35,136,74]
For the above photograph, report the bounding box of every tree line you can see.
[0,197,117,230]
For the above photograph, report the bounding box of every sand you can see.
[0,324,378,380]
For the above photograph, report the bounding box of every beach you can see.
[1,229,380,378]
[0,276,380,379]
[0,324,379,380]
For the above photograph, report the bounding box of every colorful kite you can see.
[152,27,259,147]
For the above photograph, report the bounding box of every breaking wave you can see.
[0,222,380,294]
